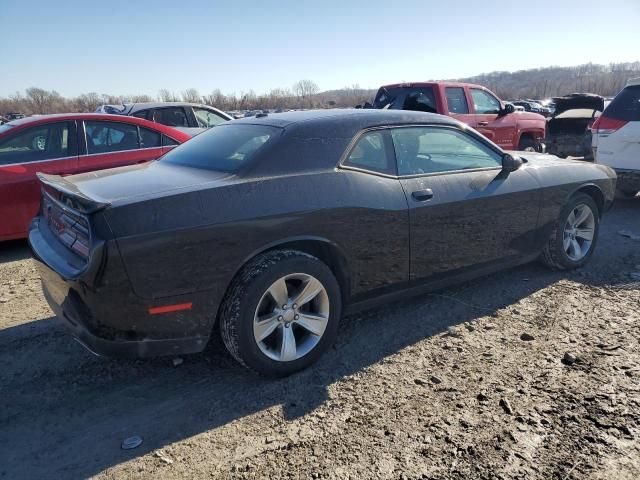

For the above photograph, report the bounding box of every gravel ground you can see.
[0,196,639,480]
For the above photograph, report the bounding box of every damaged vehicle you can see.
[29,110,616,377]
[546,93,605,159]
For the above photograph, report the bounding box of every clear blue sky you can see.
[1,0,639,97]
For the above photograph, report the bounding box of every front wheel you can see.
[219,250,342,377]
[541,193,600,270]
[517,136,541,152]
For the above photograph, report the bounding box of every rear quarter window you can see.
[161,124,280,172]
[605,85,640,121]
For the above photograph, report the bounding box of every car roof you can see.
[97,102,232,120]
[1,113,192,141]
[379,81,488,90]
[229,108,461,130]
[626,77,640,87]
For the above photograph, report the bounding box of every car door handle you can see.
[412,189,433,201]
[477,121,489,126]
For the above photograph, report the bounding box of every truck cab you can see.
[372,82,546,151]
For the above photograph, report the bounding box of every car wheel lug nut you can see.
[278,316,283,321]
[294,314,299,320]
[293,303,298,309]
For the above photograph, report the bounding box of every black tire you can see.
[219,249,342,377]
[517,136,538,152]
[541,193,600,270]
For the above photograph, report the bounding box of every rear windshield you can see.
[161,124,280,172]
[373,86,437,113]
[605,85,640,121]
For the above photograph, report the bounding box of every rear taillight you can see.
[43,194,91,259]
[591,115,628,134]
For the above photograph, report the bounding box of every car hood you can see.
[513,110,547,121]
[551,94,604,116]
[66,161,234,206]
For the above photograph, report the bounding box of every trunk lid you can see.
[552,94,605,116]
[49,161,234,207]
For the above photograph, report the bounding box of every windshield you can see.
[161,123,280,172]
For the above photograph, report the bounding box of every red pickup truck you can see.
[371,82,546,151]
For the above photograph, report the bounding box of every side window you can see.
[446,87,469,114]
[140,127,161,148]
[193,107,226,128]
[0,122,71,165]
[391,127,502,176]
[85,121,139,154]
[153,107,189,127]
[402,88,437,113]
[132,110,150,120]
[344,131,393,174]
[162,135,179,147]
[471,89,501,114]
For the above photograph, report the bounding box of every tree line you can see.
[2,62,639,116]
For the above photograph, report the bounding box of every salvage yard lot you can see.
[1,197,639,480]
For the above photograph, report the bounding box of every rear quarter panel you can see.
[521,155,615,247]
[105,171,410,310]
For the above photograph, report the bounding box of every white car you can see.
[592,78,640,198]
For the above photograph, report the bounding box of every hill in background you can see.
[2,62,639,115]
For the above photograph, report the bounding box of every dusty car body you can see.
[29,110,616,375]
[546,94,605,159]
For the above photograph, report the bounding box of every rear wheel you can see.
[219,250,341,376]
[541,193,599,270]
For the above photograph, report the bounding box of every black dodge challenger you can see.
[29,109,616,376]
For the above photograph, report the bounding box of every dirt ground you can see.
[1,197,639,480]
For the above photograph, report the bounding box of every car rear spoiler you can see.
[37,173,111,214]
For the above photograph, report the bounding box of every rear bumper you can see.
[29,219,209,358]
[546,134,592,159]
[40,276,206,358]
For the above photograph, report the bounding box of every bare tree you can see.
[181,88,201,104]
[73,92,102,112]
[292,79,319,107]
[158,89,180,102]
[25,87,63,114]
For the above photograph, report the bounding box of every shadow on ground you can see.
[0,239,31,264]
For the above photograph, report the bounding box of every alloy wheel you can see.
[563,203,595,261]
[253,273,330,362]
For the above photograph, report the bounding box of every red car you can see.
[0,113,191,241]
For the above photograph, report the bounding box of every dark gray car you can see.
[29,109,616,376]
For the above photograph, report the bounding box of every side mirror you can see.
[502,153,524,173]
[499,103,516,116]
